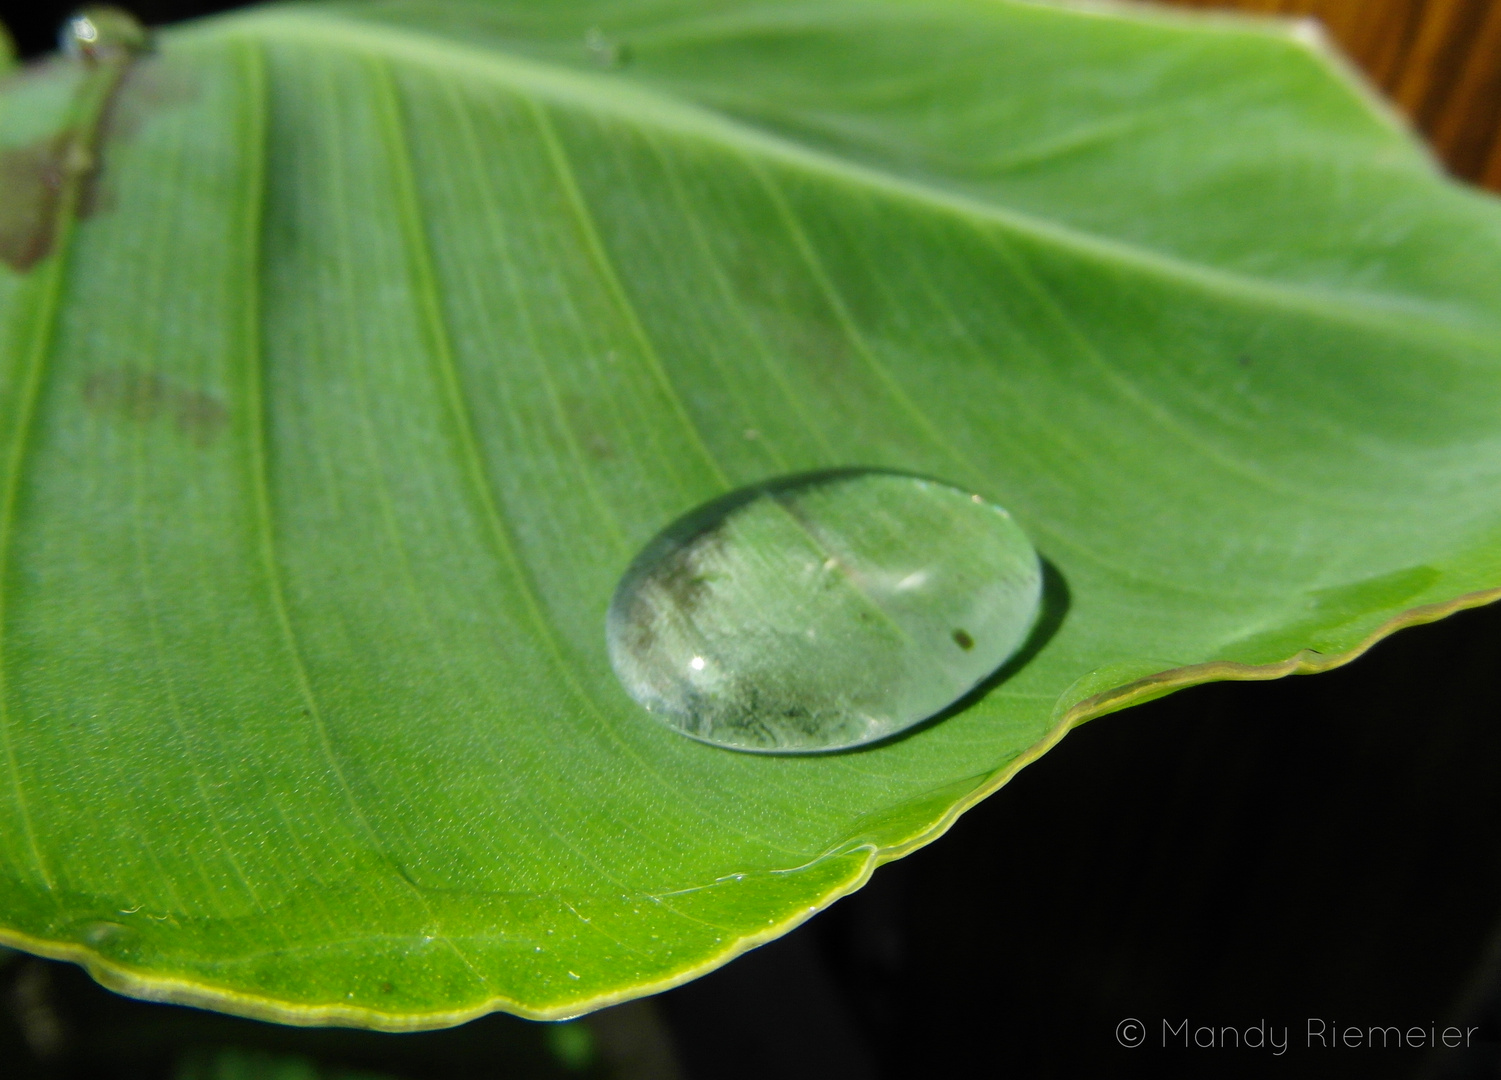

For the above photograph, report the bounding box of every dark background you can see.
[4,2,1501,1078]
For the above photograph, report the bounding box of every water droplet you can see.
[584,26,629,68]
[607,471,1042,752]
[56,916,140,958]
[81,920,129,946]
[60,6,149,62]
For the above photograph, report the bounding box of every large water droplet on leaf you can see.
[607,471,1043,753]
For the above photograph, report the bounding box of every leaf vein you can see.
[528,98,730,493]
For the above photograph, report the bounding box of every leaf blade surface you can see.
[1,0,1500,1026]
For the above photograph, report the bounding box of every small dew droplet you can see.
[607,471,1043,752]
[82,920,130,946]
[61,6,150,62]
[584,26,630,69]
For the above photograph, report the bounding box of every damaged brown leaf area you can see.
[0,45,181,271]
[0,129,83,273]
[81,58,200,219]
[83,367,229,447]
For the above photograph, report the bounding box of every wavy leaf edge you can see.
[2,0,1499,1030]
[0,586,1494,1029]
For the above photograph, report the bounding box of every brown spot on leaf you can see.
[952,628,975,651]
[562,391,616,461]
[112,58,200,138]
[81,58,200,221]
[175,389,229,446]
[83,366,229,447]
[0,130,77,272]
[1,52,188,261]
[75,173,117,219]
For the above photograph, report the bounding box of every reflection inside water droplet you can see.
[60,6,149,61]
[607,471,1043,753]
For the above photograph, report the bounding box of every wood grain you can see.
[1166,0,1501,189]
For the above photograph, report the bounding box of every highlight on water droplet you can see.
[60,6,149,62]
[606,470,1043,753]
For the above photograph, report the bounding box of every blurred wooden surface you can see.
[1166,0,1501,189]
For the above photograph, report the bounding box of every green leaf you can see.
[1,0,1499,1028]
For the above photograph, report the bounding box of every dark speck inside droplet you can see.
[952,629,975,651]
